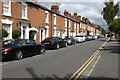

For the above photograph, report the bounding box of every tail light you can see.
[2,48,12,52]
[50,41,54,45]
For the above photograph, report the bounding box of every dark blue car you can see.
[1,39,46,60]
[42,37,68,50]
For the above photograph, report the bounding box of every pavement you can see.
[87,38,120,80]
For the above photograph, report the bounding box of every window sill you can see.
[21,17,28,20]
[45,21,49,24]
[3,13,12,17]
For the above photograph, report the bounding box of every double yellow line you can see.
[69,38,109,80]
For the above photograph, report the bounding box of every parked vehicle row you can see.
[74,35,95,43]
[1,35,96,60]
[42,35,95,50]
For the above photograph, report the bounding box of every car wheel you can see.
[40,47,46,55]
[65,43,68,47]
[74,42,76,45]
[56,44,60,50]
[15,51,23,60]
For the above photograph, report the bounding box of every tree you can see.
[101,0,119,40]
[12,30,21,39]
[0,29,9,38]
[101,0,119,25]
[101,28,106,36]
[109,19,120,40]
[109,19,120,34]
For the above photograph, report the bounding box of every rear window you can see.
[44,37,56,41]
[64,36,72,39]
[75,36,83,37]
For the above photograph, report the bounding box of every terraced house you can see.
[1,1,101,43]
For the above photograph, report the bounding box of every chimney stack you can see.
[77,16,81,21]
[51,3,59,13]
[74,13,77,16]
[82,17,86,22]
[74,13,77,19]
[64,10,69,17]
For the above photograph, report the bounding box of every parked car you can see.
[1,39,46,60]
[63,36,76,45]
[41,37,68,50]
[86,35,95,41]
[74,35,86,43]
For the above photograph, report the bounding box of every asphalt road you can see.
[2,38,107,79]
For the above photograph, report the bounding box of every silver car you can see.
[74,35,85,43]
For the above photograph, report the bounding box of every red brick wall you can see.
[11,2,22,30]
[70,20,74,31]
[49,13,54,37]
[28,4,45,28]
[56,15,65,30]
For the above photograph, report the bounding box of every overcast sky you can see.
[38,0,120,29]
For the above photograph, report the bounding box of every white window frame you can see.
[1,19,13,40]
[22,2,28,19]
[45,25,49,38]
[54,27,57,37]
[3,1,12,16]
[21,23,29,39]
[45,11,49,23]
[74,22,76,29]
[65,18,67,27]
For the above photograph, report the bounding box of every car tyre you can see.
[40,47,46,55]
[15,51,23,60]
[74,42,76,45]
[65,43,68,47]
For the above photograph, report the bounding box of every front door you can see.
[41,30,43,42]
[29,30,37,41]
[21,22,29,39]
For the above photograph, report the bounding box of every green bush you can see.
[12,30,21,39]
[0,29,9,38]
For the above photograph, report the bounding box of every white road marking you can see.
[86,55,101,77]
[0,62,9,65]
